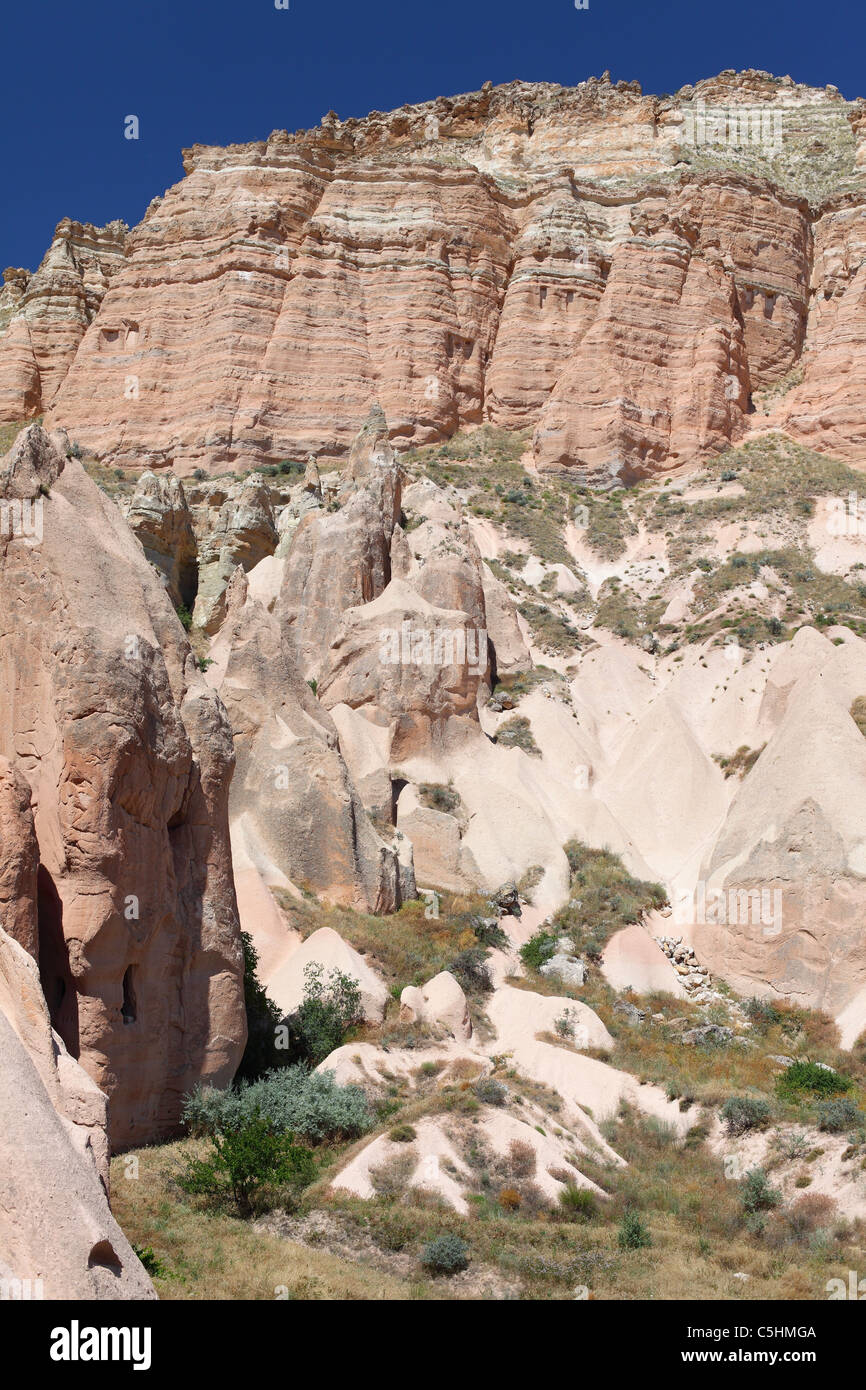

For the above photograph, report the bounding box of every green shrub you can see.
[421,1234,470,1274]
[178,1113,317,1216]
[495,715,541,756]
[743,997,783,1030]
[720,1096,772,1136]
[418,782,461,815]
[291,962,364,1063]
[741,1167,781,1215]
[618,1210,652,1250]
[776,1061,851,1101]
[132,1245,169,1279]
[471,915,508,950]
[389,1124,417,1143]
[519,930,557,972]
[183,1065,371,1144]
[558,1185,597,1220]
[558,841,666,960]
[817,1098,862,1133]
[448,947,492,995]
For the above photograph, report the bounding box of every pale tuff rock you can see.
[266,926,388,1023]
[395,787,483,895]
[400,970,472,1041]
[0,991,155,1300]
[539,954,587,988]
[328,1110,604,1215]
[0,425,246,1147]
[124,470,198,609]
[279,420,403,679]
[480,564,533,686]
[207,567,411,914]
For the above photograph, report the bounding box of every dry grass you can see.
[110,1139,420,1300]
[272,892,492,994]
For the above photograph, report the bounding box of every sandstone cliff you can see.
[0,425,246,1149]
[0,220,127,420]
[0,71,858,481]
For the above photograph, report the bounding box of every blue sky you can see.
[2,0,864,270]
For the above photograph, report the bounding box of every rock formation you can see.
[0,220,127,421]
[206,565,412,915]
[124,470,198,610]
[0,759,154,1298]
[0,72,852,479]
[192,472,278,633]
[0,424,246,1149]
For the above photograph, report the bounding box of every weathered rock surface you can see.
[123,470,198,609]
[207,566,411,914]
[193,472,278,634]
[7,72,858,478]
[0,765,154,1298]
[0,962,155,1299]
[400,970,472,1040]
[0,220,127,422]
[0,425,246,1148]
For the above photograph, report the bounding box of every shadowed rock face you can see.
[0,763,154,1299]
[123,471,198,610]
[0,425,246,1148]
[4,71,861,477]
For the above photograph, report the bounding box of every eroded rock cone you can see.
[0,425,246,1148]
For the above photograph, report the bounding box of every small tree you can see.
[293,962,363,1064]
[179,1112,316,1217]
[741,1167,781,1215]
[237,931,285,1081]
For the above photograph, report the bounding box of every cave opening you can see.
[121,966,138,1026]
[390,777,408,826]
[36,867,79,1058]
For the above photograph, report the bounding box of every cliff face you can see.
[0,219,127,420]
[0,70,858,480]
[0,426,246,1149]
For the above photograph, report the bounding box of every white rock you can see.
[400,971,472,1041]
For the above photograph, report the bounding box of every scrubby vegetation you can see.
[551,841,667,962]
[494,714,541,756]
[184,1067,372,1146]
[178,1116,317,1217]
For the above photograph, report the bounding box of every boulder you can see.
[400,971,472,1040]
[539,954,586,988]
